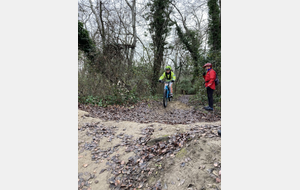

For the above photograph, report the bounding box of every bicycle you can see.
[160,81,173,108]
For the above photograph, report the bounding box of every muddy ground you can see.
[78,96,221,190]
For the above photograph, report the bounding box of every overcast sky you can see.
[78,0,209,67]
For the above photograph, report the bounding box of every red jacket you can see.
[203,69,216,90]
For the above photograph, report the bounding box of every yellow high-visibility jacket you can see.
[159,71,176,82]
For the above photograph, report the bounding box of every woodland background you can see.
[78,0,221,106]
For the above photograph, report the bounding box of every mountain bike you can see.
[161,81,172,108]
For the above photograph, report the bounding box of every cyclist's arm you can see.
[171,72,176,81]
[159,73,165,80]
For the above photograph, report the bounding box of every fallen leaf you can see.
[213,170,219,176]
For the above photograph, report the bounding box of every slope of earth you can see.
[78,95,220,125]
[78,105,221,189]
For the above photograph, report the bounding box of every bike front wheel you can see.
[163,89,168,107]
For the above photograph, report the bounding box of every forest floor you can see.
[78,95,221,190]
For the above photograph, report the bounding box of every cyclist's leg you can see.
[170,82,173,97]
[170,83,173,93]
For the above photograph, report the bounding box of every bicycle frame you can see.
[162,81,172,108]
[164,82,171,98]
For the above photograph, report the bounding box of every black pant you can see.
[207,87,214,108]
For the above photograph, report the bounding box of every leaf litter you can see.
[78,121,220,190]
[78,98,220,125]
[78,96,221,190]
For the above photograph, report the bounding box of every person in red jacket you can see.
[202,63,216,111]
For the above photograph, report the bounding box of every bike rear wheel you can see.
[163,89,168,107]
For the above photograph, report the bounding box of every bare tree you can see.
[125,0,137,67]
[88,0,106,46]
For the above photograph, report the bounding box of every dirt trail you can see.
[78,98,221,190]
[79,96,220,125]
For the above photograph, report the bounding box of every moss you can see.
[147,136,169,146]
[175,148,187,159]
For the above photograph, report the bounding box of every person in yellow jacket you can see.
[158,66,176,97]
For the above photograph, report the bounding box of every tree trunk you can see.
[151,50,163,95]
[129,0,136,67]
[88,0,105,46]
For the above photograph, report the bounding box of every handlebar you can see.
[159,81,174,83]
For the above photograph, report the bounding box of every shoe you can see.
[206,107,213,111]
[203,106,210,109]
[170,93,173,98]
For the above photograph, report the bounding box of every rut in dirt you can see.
[78,95,220,125]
